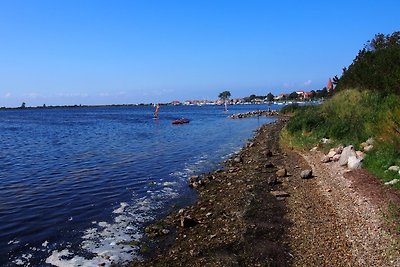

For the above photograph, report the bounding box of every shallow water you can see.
[0,104,277,266]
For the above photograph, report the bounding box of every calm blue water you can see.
[0,104,277,266]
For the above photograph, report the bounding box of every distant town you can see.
[1,81,335,109]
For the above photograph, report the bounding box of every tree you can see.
[266,92,274,102]
[20,102,26,109]
[288,92,299,100]
[336,31,400,94]
[218,91,231,101]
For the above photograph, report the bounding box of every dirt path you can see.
[131,119,400,267]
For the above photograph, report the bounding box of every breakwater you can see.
[229,109,278,119]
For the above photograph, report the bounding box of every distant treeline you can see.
[0,103,157,110]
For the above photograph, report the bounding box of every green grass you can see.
[282,89,400,185]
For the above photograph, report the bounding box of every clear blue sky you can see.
[0,0,399,107]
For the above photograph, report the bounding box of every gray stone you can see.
[300,169,313,179]
[233,156,242,163]
[276,168,287,177]
[348,155,362,170]
[339,145,357,166]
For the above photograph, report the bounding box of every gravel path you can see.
[289,150,400,266]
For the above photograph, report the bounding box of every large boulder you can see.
[339,145,357,166]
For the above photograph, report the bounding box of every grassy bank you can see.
[280,89,400,187]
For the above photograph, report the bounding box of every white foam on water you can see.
[13,259,24,265]
[44,178,184,266]
[8,239,20,245]
[13,253,33,266]
[46,249,108,267]
[162,181,176,186]
[112,202,128,214]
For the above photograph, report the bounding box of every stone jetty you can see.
[229,109,278,119]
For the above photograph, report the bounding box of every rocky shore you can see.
[131,118,400,267]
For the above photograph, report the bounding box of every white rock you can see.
[388,166,400,172]
[348,155,362,170]
[339,145,356,166]
[384,179,399,185]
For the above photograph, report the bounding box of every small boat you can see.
[172,118,190,124]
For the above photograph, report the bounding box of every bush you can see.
[279,103,307,115]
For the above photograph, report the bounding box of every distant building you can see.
[327,78,333,91]
[171,100,181,105]
[274,93,288,101]
[230,98,243,104]
[303,91,314,99]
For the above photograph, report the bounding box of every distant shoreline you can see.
[0,100,320,111]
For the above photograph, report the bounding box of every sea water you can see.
[0,104,277,266]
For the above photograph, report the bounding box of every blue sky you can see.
[0,0,399,107]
